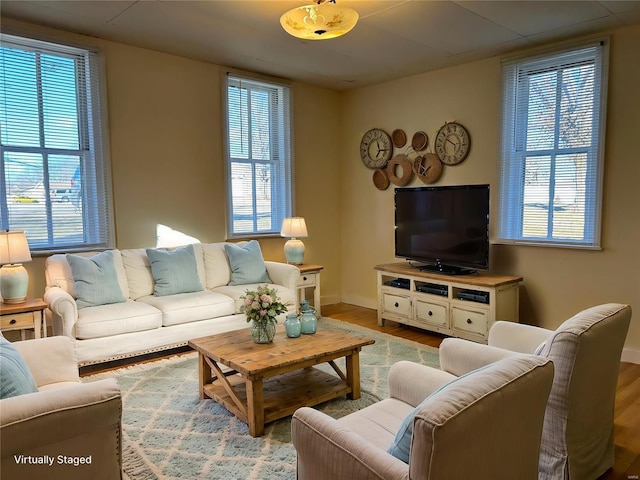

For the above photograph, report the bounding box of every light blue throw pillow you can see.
[0,334,38,399]
[146,244,203,296]
[387,363,492,463]
[224,240,270,286]
[67,251,127,309]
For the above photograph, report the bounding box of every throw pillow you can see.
[67,251,127,309]
[0,334,38,399]
[224,240,270,286]
[386,363,491,463]
[146,244,203,296]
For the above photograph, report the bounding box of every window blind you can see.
[498,41,607,248]
[225,74,292,237]
[0,33,113,251]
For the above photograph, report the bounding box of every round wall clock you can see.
[434,122,470,165]
[413,153,443,184]
[360,128,393,169]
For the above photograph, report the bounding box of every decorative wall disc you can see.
[392,129,407,148]
[386,154,413,186]
[372,168,390,190]
[413,153,443,184]
[412,131,428,151]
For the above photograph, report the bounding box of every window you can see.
[0,33,113,252]
[224,73,292,237]
[498,41,608,248]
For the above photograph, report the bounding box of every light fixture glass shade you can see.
[280,2,359,40]
[281,217,308,238]
[0,231,31,304]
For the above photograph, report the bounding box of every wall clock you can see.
[413,153,443,184]
[434,122,470,165]
[360,128,393,169]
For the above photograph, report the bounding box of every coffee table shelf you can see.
[203,367,350,426]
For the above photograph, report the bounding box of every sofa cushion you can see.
[213,283,296,314]
[203,242,232,289]
[146,244,203,296]
[137,291,235,327]
[66,251,127,309]
[0,334,39,399]
[224,240,270,286]
[75,300,163,339]
[46,250,129,300]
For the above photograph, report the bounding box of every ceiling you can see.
[2,0,640,90]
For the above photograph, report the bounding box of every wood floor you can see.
[322,303,640,480]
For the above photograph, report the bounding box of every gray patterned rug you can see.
[84,318,440,480]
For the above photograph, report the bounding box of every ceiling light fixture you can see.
[280,0,359,40]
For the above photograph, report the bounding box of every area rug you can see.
[83,318,440,480]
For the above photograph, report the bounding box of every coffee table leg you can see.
[246,378,264,437]
[346,351,361,400]
[198,353,212,400]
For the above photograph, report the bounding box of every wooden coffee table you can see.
[188,326,375,437]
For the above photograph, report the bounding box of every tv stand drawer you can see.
[415,300,447,328]
[382,293,411,318]
[451,307,488,337]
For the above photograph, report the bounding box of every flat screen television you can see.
[394,184,490,275]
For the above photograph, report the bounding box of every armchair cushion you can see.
[0,335,38,399]
[387,361,493,462]
[146,244,203,296]
[66,250,127,309]
[224,240,270,286]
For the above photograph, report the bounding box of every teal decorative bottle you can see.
[299,300,317,334]
[284,313,302,338]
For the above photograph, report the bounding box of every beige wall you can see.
[8,19,343,308]
[339,24,640,359]
[9,19,639,359]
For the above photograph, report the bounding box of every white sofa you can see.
[44,242,299,366]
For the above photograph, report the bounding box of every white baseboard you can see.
[621,347,640,365]
[339,295,377,310]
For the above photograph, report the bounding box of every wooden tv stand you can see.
[375,263,523,343]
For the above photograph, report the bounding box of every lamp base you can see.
[0,264,29,304]
[284,238,305,265]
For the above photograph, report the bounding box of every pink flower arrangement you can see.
[240,285,288,324]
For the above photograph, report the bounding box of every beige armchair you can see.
[1,336,122,480]
[292,355,554,480]
[439,303,631,480]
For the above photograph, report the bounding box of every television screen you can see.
[394,184,490,274]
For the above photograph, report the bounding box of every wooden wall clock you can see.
[413,153,443,184]
[360,128,392,169]
[434,122,470,165]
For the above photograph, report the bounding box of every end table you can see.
[0,298,47,340]
[296,264,323,316]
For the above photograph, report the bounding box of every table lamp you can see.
[280,217,308,265]
[0,231,32,304]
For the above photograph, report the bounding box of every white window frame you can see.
[0,31,114,252]
[497,39,608,249]
[223,72,293,238]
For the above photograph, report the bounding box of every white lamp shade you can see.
[0,231,32,265]
[280,2,359,40]
[281,217,308,238]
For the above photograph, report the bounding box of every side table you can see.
[296,264,323,316]
[0,299,47,340]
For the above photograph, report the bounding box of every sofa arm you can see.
[388,361,456,407]
[292,407,409,480]
[439,337,522,377]
[488,321,553,353]
[265,261,300,293]
[13,336,80,388]
[44,286,78,338]
[1,379,122,480]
